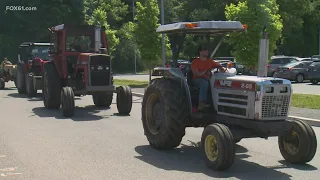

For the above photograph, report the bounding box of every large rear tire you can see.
[92,92,113,107]
[0,78,5,89]
[61,87,75,117]
[26,74,37,97]
[141,78,188,149]
[201,123,235,171]
[116,86,132,114]
[42,63,61,109]
[16,64,26,94]
[278,120,317,164]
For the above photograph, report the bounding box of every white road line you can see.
[0,167,16,172]
[0,173,22,177]
[0,155,6,158]
[288,115,320,122]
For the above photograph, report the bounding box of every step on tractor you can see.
[0,64,17,89]
[16,42,53,96]
[141,21,317,171]
[43,24,132,117]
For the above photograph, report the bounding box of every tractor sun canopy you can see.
[156,21,247,35]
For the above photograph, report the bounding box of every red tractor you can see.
[16,42,53,96]
[43,24,132,117]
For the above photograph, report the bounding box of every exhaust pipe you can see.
[94,25,101,52]
[257,25,269,77]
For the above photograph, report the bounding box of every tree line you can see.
[1,0,320,72]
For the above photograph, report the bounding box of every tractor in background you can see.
[43,24,132,117]
[16,42,53,96]
[0,64,17,89]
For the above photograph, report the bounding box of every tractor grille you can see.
[89,55,111,86]
[261,95,290,118]
[217,93,248,116]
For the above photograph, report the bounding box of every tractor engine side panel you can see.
[213,88,256,119]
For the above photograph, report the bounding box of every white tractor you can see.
[141,21,317,171]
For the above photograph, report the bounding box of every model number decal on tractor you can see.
[240,83,253,90]
[219,80,232,87]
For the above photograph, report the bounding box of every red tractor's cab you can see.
[43,24,132,117]
[16,42,53,95]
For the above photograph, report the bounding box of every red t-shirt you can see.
[191,58,221,78]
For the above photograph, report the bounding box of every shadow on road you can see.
[1,87,16,90]
[32,105,108,121]
[134,141,317,179]
[6,92,27,98]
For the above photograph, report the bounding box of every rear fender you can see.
[152,67,192,113]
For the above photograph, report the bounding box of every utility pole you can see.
[161,0,166,67]
[133,0,137,73]
[318,25,320,55]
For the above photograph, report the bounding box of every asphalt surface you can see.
[0,82,320,180]
[114,74,320,95]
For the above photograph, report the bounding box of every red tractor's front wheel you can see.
[61,87,75,117]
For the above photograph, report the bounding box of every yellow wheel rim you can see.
[283,130,300,155]
[205,135,219,161]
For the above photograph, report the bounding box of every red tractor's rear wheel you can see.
[42,63,61,109]
[92,92,113,107]
[16,64,26,94]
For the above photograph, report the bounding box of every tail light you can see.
[289,67,293,71]
[267,64,270,68]
[179,64,183,69]
[275,68,278,72]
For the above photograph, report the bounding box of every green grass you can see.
[291,94,320,109]
[114,79,149,88]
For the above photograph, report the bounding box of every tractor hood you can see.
[215,74,291,84]
[213,73,292,92]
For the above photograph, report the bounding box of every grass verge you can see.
[291,93,320,109]
[114,79,149,88]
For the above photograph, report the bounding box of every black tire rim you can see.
[146,93,164,135]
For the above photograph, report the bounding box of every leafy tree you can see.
[134,0,163,68]
[225,0,283,66]
[87,7,119,54]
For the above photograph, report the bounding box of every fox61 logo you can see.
[5,6,37,11]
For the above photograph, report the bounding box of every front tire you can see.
[26,74,37,97]
[141,78,188,149]
[42,63,61,109]
[61,87,75,117]
[92,92,113,107]
[116,86,132,114]
[201,123,235,171]
[278,120,317,164]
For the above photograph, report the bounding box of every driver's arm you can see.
[191,60,206,77]
[212,60,226,72]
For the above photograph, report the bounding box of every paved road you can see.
[0,82,319,180]
[114,74,320,95]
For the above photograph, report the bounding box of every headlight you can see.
[280,86,288,93]
[265,86,274,93]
